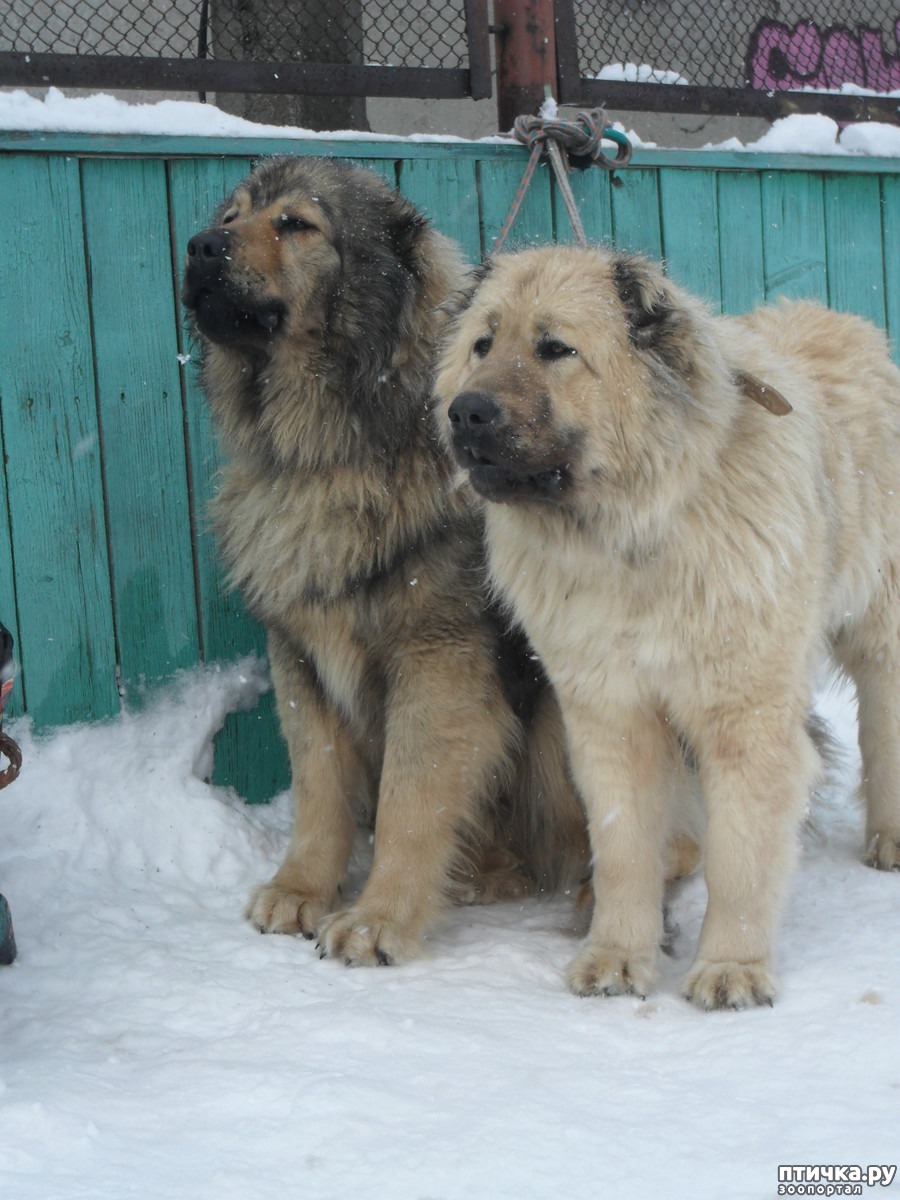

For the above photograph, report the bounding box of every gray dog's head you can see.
[182,156,430,384]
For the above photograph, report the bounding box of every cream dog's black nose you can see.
[448,391,500,429]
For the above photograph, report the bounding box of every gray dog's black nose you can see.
[448,391,500,428]
[186,230,230,260]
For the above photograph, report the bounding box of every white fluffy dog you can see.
[436,244,900,1009]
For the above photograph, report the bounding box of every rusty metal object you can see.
[494,0,558,131]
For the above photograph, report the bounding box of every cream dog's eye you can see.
[535,337,577,361]
[473,335,493,358]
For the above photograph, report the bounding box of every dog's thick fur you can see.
[436,243,900,1008]
[181,158,592,965]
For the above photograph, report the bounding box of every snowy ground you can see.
[0,661,898,1200]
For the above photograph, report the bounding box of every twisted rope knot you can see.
[512,109,632,173]
[494,109,633,252]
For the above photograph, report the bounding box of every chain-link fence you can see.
[0,0,491,104]
[3,0,470,68]
[574,0,899,92]
[3,0,899,128]
[556,0,900,123]
[6,0,202,59]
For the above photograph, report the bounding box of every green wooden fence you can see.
[2,132,899,801]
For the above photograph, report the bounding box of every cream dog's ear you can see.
[611,253,698,379]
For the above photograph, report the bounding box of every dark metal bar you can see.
[196,0,209,103]
[0,53,476,100]
[552,0,581,103]
[463,0,493,100]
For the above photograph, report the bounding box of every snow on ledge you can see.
[2,87,900,157]
[0,87,498,143]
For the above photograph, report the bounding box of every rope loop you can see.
[512,109,632,175]
[493,108,633,253]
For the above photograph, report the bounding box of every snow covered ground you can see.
[0,662,897,1200]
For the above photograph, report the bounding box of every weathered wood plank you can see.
[478,157,554,254]
[823,173,886,328]
[168,155,255,666]
[558,164,613,246]
[398,156,482,262]
[4,132,900,178]
[346,156,397,185]
[168,156,289,803]
[0,414,20,717]
[717,172,766,316]
[0,155,118,724]
[880,176,900,366]
[760,171,828,303]
[658,168,722,309]
[81,158,199,699]
[610,167,663,259]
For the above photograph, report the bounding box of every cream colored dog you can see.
[436,244,900,1009]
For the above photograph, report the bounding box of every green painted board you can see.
[0,412,20,717]
[398,156,482,263]
[610,168,663,260]
[346,156,398,185]
[6,130,900,184]
[168,156,289,803]
[213,686,290,803]
[880,176,900,366]
[561,166,613,246]
[478,157,554,255]
[658,169,722,310]
[761,172,828,303]
[5,131,900,178]
[0,155,118,725]
[716,172,767,316]
[167,154,256,666]
[823,174,886,327]
[81,158,199,698]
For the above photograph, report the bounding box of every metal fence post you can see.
[494,0,558,131]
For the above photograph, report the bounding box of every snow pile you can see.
[590,62,691,87]
[0,665,898,1199]
[3,87,900,156]
[0,86,483,143]
[708,111,900,157]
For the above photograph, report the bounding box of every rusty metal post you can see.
[493,0,559,132]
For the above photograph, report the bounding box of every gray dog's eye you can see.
[535,337,577,361]
[222,209,239,225]
[278,214,317,233]
[473,335,493,358]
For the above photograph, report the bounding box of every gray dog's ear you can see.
[385,199,430,271]
[611,255,691,374]
[439,260,494,321]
